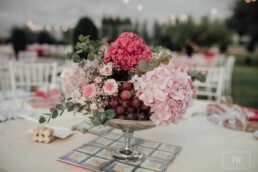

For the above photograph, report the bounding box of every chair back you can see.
[18,51,37,62]
[9,61,57,99]
[189,66,225,103]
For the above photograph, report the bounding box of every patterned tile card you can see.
[105,162,136,172]
[137,146,155,157]
[134,168,157,172]
[139,140,161,149]
[108,141,125,150]
[149,150,175,162]
[81,156,112,171]
[90,137,114,147]
[59,151,89,164]
[102,132,122,140]
[140,158,168,171]
[95,148,114,160]
[76,144,101,154]
[158,143,181,154]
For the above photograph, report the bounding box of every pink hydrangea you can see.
[130,64,194,126]
[104,32,152,70]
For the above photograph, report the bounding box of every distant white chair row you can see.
[188,66,225,103]
[18,51,38,62]
[9,62,57,100]
[189,56,235,103]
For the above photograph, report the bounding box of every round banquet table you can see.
[0,100,257,172]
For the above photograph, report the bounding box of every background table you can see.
[0,100,257,172]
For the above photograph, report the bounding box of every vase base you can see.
[112,149,143,161]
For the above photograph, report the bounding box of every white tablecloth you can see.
[0,100,257,172]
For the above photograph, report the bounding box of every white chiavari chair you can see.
[222,56,235,102]
[18,51,38,62]
[189,66,225,103]
[8,61,57,100]
[0,53,11,94]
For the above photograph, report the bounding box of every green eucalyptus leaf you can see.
[138,60,148,72]
[82,128,89,134]
[165,55,172,61]
[148,62,155,71]
[76,49,83,54]
[50,108,58,119]
[87,53,95,61]
[59,109,65,116]
[66,102,74,109]
[78,35,86,42]
[105,109,115,119]
[56,104,64,110]
[72,54,81,63]
[39,116,46,123]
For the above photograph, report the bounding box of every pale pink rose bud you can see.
[103,79,118,95]
[100,65,112,76]
[83,84,96,99]
[94,77,102,84]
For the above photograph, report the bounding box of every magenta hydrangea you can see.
[104,32,152,70]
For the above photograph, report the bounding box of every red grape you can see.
[122,82,132,90]
[120,90,131,101]
[131,97,141,108]
[121,101,131,108]
[115,106,125,116]
[126,112,138,120]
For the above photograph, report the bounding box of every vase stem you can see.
[122,129,134,155]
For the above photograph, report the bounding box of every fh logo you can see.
[232,156,241,165]
[222,151,251,169]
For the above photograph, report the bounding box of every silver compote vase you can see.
[106,119,156,161]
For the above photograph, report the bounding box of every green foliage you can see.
[73,17,98,49]
[135,52,172,76]
[227,0,258,52]
[187,70,206,82]
[66,35,104,67]
[152,17,232,52]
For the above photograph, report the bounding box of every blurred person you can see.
[184,39,198,57]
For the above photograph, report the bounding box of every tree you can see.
[227,0,258,51]
[37,31,55,44]
[73,17,98,49]
[11,27,27,56]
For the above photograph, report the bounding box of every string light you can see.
[123,0,129,4]
[180,14,188,22]
[211,8,218,15]
[137,4,143,12]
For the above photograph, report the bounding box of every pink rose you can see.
[83,84,96,99]
[103,79,118,95]
[136,90,144,97]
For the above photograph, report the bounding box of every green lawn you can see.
[232,66,258,109]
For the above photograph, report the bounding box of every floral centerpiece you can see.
[39,32,204,160]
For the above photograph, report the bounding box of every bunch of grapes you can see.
[107,82,151,120]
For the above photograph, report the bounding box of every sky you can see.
[0,0,235,37]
